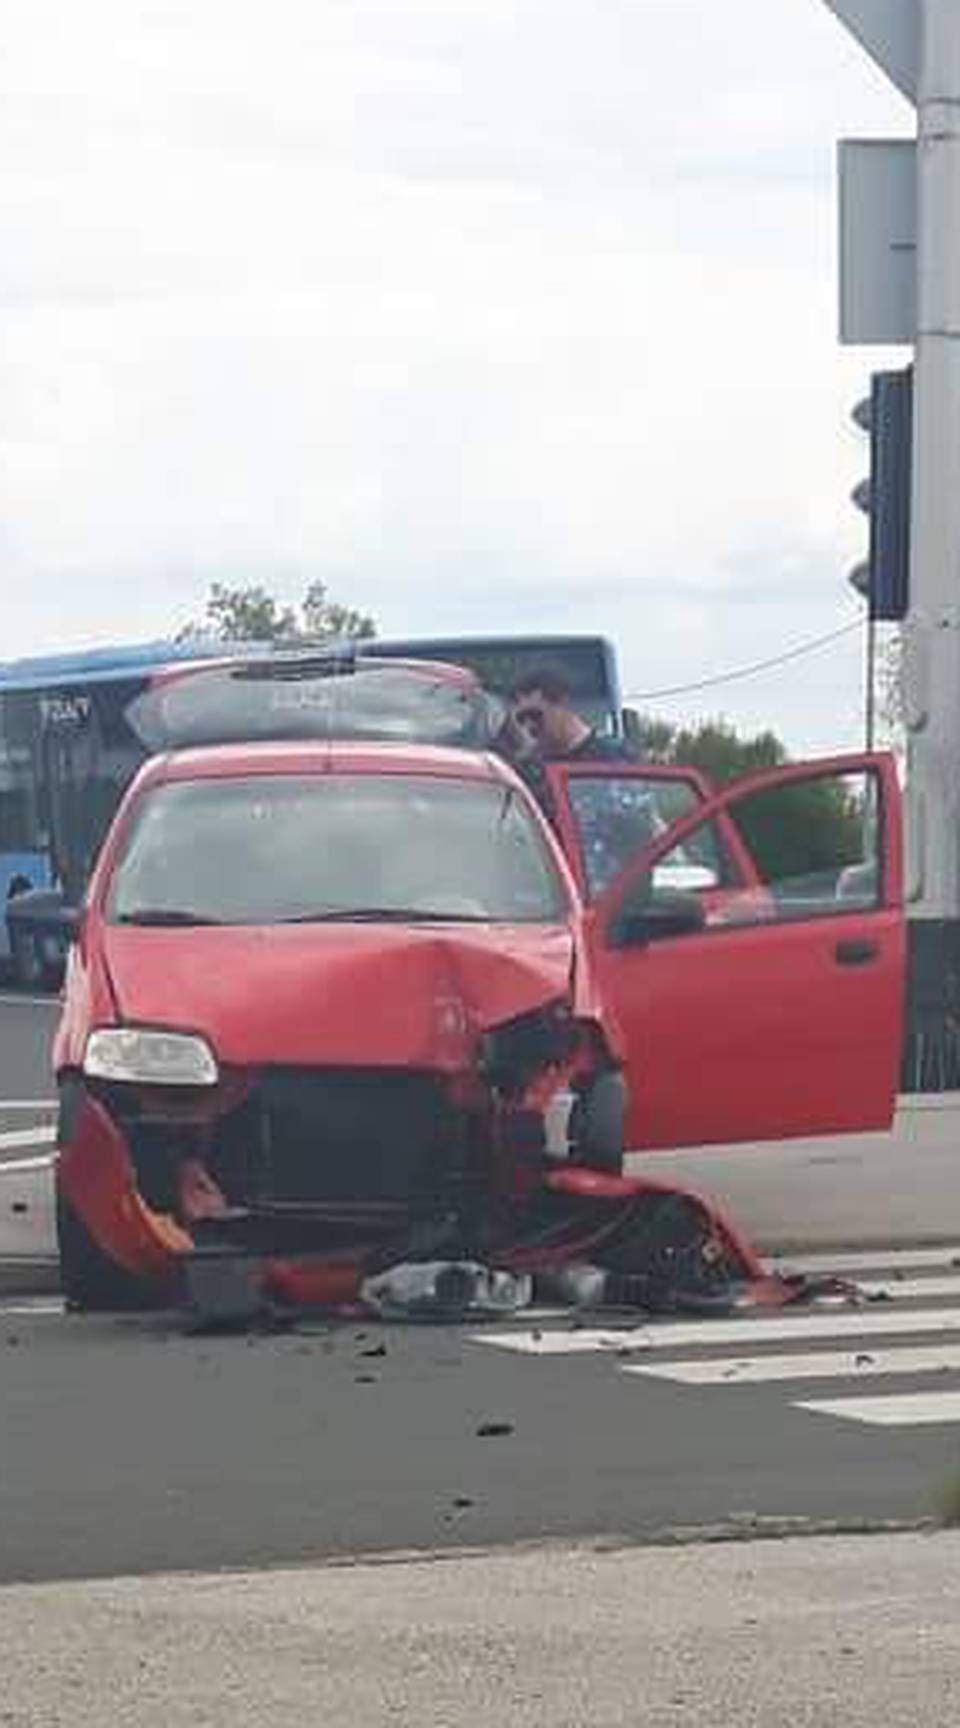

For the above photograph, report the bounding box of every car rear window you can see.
[106,773,567,927]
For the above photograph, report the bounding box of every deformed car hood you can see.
[101,922,576,1069]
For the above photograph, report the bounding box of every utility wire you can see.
[623,618,862,704]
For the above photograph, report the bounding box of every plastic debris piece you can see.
[361,1262,533,1321]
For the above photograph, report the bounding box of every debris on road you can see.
[172,1170,866,1335]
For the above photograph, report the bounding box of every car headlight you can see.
[83,1028,219,1087]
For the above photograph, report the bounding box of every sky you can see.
[1,0,913,752]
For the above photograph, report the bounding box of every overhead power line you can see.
[623,618,862,705]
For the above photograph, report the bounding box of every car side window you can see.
[642,769,881,936]
[566,775,722,898]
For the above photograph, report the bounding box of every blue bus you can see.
[0,633,622,986]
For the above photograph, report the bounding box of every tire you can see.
[56,1192,163,1313]
[570,1071,626,1175]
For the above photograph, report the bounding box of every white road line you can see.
[476,1306,960,1355]
[623,1343,960,1386]
[856,1276,960,1302]
[796,1391,960,1427]
[0,1101,57,1112]
[0,994,58,1009]
[0,1153,55,1175]
[0,1128,56,1152]
[0,1300,63,1317]
[766,1247,960,1277]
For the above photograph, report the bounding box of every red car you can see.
[52,658,906,1312]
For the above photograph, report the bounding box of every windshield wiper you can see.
[280,907,490,924]
[116,909,225,927]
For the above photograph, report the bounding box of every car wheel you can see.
[56,1193,163,1313]
[9,924,44,991]
[571,1071,626,1175]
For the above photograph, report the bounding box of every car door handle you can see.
[835,938,879,967]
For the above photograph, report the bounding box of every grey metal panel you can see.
[822,0,919,102]
[839,139,916,344]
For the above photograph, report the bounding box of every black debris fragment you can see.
[476,1421,514,1439]
[359,1342,387,1359]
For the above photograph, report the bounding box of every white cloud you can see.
[0,0,911,752]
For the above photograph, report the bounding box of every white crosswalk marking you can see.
[475,1248,960,1428]
[0,1300,63,1317]
[854,1276,960,1301]
[796,1393,960,1427]
[0,1127,56,1153]
[623,1343,960,1385]
[478,1305,960,1354]
[766,1246,960,1277]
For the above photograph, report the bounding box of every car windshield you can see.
[107,773,566,926]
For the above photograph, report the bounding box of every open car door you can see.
[544,760,760,903]
[548,753,904,1151]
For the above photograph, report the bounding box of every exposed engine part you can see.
[93,1066,496,1254]
[480,1000,580,1097]
[178,1159,233,1224]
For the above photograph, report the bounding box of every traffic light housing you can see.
[850,367,913,621]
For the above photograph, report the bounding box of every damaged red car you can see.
[52,655,907,1318]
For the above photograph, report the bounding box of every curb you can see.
[0,1259,60,1297]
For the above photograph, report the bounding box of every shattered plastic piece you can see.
[476,1422,514,1439]
[177,1159,234,1224]
[360,1262,533,1321]
[535,1263,608,1308]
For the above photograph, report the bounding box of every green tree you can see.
[179,580,376,644]
[302,580,376,643]
[626,712,864,883]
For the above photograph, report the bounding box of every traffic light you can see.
[849,366,913,621]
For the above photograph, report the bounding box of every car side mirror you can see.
[608,885,706,948]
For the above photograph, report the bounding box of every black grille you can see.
[232,1068,472,1207]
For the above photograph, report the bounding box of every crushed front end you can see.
[56,976,623,1317]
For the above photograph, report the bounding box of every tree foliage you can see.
[179,580,376,644]
[627,713,865,884]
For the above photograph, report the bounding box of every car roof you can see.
[140,740,514,787]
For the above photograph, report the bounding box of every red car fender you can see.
[53,930,118,1073]
[57,1092,190,1283]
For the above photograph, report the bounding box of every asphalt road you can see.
[3,1272,960,1586]
[0,990,57,1112]
[3,992,960,1589]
